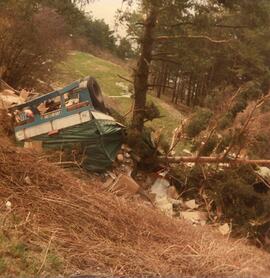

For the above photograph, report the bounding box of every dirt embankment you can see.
[0,135,270,277]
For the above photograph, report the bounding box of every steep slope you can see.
[0,135,270,277]
[54,51,185,144]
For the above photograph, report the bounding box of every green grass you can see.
[54,51,185,152]
[55,51,128,97]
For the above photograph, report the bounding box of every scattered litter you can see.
[219,223,231,236]
[19,89,30,101]
[0,89,22,108]
[115,82,129,92]
[182,149,192,156]
[124,153,131,159]
[256,167,270,180]
[111,82,132,98]
[151,177,174,216]
[184,199,199,210]
[181,211,208,225]
[151,177,170,197]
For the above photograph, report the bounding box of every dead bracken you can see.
[0,134,270,277]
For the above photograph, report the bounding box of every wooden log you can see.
[159,156,270,166]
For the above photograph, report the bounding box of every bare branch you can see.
[155,35,233,44]
[166,21,248,29]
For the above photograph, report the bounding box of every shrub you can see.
[206,165,270,237]
[185,108,213,138]
[0,3,68,88]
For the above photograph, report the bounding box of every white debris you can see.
[115,82,129,92]
[113,82,132,98]
[181,211,207,224]
[182,149,192,156]
[0,89,22,108]
[151,178,170,197]
[24,176,32,185]
[5,201,12,210]
[151,178,173,216]
[256,167,270,180]
[184,199,199,210]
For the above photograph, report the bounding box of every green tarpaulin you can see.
[35,119,124,171]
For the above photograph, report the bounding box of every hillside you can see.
[1,133,270,277]
[53,51,185,147]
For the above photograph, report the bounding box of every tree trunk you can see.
[131,5,158,135]
[156,62,164,98]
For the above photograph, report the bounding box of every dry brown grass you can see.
[0,137,270,277]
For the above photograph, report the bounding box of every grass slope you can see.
[0,135,270,277]
[54,51,184,144]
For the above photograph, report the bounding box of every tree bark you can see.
[131,4,158,135]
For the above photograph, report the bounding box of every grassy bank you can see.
[54,51,184,147]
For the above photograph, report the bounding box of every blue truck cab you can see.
[9,76,114,141]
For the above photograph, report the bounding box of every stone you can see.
[124,152,131,158]
[117,153,124,162]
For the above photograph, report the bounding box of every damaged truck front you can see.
[9,76,125,171]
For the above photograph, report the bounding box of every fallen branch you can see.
[159,156,270,166]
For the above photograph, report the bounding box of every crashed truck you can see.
[8,76,124,171]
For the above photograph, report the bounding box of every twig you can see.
[117,74,133,84]
[37,232,55,275]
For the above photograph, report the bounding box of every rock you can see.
[110,174,140,196]
[117,153,124,162]
[184,199,199,210]
[219,223,231,236]
[124,152,131,158]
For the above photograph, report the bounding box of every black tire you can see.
[86,77,107,113]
